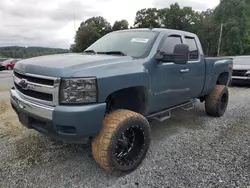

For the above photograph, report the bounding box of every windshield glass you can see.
[85,30,159,58]
[234,56,250,65]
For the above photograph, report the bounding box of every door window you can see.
[185,37,199,61]
[160,35,183,54]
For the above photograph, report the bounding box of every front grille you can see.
[232,70,247,77]
[14,71,54,86]
[13,70,60,106]
[14,83,53,101]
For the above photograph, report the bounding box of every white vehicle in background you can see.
[232,56,250,84]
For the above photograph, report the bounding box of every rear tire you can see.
[91,109,151,173]
[205,85,229,117]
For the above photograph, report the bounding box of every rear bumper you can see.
[10,87,106,143]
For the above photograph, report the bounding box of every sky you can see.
[0,0,219,49]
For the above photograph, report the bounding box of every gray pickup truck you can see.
[10,28,233,173]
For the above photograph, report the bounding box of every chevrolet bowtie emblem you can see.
[19,79,28,90]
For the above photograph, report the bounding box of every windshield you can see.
[234,56,250,65]
[85,30,159,58]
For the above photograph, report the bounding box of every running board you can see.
[182,102,195,111]
[146,100,196,122]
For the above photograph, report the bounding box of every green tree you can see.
[0,46,69,58]
[213,0,250,56]
[72,16,112,52]
[158,3,202,32]
[134,8,161,28]
[196,9,219,56]
[112,19,129,31]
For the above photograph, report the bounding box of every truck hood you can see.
[233,64,250,70]
[14,53,134,77]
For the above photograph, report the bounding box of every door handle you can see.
[180,68,189,73]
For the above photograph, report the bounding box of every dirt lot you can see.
[0,76,249,188]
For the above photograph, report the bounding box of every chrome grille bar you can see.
[13,71,61,106]
[14,76,55,93]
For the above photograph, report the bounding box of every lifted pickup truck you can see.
[10,28,233,173]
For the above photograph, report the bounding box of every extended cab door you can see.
[149,34,191,112]
[180,36,206,100]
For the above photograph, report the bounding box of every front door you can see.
[148,34,191,113]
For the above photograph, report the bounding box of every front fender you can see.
[97,72,150,102]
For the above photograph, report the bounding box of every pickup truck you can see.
[10,28,233,174]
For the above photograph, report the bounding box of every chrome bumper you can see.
[232,76,250,80]
[10,88,54,120]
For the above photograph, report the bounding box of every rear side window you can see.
[185,37,199,60]
[160,35,182,54]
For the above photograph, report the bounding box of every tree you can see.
[134,8,161,28]
[72,16,112,52]
[0,46,69,58]
[212,0,250,56]
[200,9,217,56]
[112,20,129,31]
[70,44,77,52]
[158,3,202,32]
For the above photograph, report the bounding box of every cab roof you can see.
[113,28,197,37]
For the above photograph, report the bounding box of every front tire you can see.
[92,109,151,173]
[205,85,229,117]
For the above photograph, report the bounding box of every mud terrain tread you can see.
[205,84,228,117]
[91,109,147,172]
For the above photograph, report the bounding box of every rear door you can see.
[181,36,206,99]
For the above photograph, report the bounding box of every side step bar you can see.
[146,100,196,123]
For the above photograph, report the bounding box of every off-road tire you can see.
[205,84,229,117]
[91,109,151,173]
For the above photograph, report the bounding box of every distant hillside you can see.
[0,46,70,59]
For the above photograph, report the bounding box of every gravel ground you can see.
[0,83,249,188]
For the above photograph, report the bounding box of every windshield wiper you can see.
[97,51,127,56]
[83,50,97,54]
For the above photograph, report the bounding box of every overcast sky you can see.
[0,0,219,49]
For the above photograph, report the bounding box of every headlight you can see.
[59,77,97,104]
[246,70,250,75]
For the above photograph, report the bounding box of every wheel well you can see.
[217,72,229,85]
[105,86,147,115]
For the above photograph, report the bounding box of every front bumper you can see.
[10,87,106,143]
[232,76,250,80]
[231,76,250,85]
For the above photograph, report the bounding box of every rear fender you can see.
[214,60,233,85]
[202,59,232,95]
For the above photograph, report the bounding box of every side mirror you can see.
[156,44,189,64]
[172,44,189,64]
